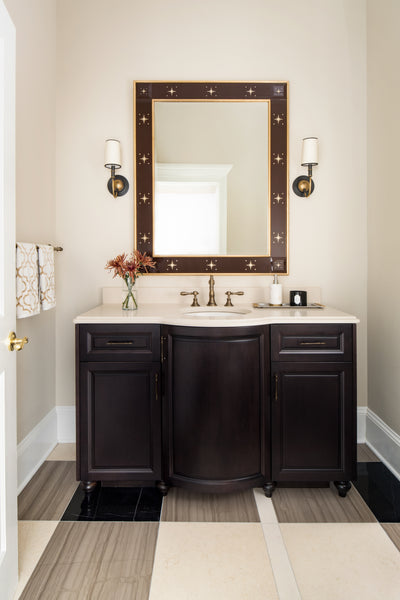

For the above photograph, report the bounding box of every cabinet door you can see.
[78,362,161,482]
[271,362,356,482]
[163,325,270,492]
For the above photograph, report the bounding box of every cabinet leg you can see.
[334,480,351,497]
[81,481,97,494]
[263,482,276,498]
[157,480,169,496]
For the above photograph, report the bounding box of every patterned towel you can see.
[38,244,56,310]
[16,242,40,318]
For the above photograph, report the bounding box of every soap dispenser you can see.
[269,274,282,306]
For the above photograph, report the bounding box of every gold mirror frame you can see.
[134,81,288,274]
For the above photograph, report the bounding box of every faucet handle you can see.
[180,291,200,307]
[224,291,244,307]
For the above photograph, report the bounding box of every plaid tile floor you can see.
[14,444,400,599]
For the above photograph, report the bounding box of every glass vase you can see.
[122,276,138,310]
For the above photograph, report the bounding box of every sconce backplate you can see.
[292,175,315,197]
[107,175,129,197]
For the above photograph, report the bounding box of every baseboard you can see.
[357,406,367,443]
[17,408,58,494]
[56,405,76,443]
[366,409,400,481]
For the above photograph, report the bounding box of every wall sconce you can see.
[292,137,319,197]
[104,139,129,198]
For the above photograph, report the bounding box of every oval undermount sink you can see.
[184,308,250,318]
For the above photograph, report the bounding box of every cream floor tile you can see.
[14,521,58,600]
[253,488,278,523]
[46,443,76,461]
[280,523,400,600]
[262,524,301,600]
[149,522,278,600]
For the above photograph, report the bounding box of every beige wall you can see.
[4,0,57,441]
[55,0,368,410]
[367,0,400,434]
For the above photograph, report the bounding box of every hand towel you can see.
[16,242,40,318]
[37,244,56,310]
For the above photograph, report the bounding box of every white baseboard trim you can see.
[17,405,76,494]
[17,408,58,494]
[357,406,367,443]
[56,405,76,443]
[366,408,400,481]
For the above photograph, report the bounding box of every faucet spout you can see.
[207,275,217,306]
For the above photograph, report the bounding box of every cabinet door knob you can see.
[7,331,28,352]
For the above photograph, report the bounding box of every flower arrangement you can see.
[105,250,156,310]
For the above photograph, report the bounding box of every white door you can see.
[0,3,17,599]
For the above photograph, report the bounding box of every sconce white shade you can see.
[301,137,318,166]
[104,139,121,169]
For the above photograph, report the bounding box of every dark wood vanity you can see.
[76,321,356,497]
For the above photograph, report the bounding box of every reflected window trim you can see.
[155,163,231,256]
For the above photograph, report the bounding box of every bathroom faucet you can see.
[207,275,217,306]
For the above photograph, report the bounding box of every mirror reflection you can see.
[154,101,269,256]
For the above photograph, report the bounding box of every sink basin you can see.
[184,308,250,318]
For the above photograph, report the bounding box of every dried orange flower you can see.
[105,250,156,283]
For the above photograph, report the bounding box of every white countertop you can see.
[73,303,359,327]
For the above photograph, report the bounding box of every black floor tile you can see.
[95,487,141,521]
[61,485,162,522]
[134,487,163,521]
[353,462,400,522]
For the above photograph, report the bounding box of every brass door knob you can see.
[8,331,28,352]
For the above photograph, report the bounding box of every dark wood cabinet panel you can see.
[271,362,356,482]
[79,324,160,362]
[269,323,357,497]
[162,325,270,492]
[78,362,161,482]
[76,322,162,488]
[271,323,353,362]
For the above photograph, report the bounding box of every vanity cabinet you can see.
[76,324,162,488]
[270,324,357,497]
[161,325,270,493]
[75,319,356,497]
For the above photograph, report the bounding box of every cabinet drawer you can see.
[271,324,353,362]
[78,324,160,362]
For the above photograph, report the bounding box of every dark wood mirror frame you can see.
[134,81,288,274]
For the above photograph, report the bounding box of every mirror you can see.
[134,81,288,274]
[154,101,269,256]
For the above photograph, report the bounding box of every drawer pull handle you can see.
[155,373,159,402]
[106,341,134,346]
[299,341,327,346]
[274,374,279,403]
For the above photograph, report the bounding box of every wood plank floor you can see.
[161,487,260,522]
[272,483,377,523]
[357,443,380,462]
[18,461,78,521]
[381,523,400,551]
[18,522,158,600]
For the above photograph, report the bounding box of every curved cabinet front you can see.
[162,325,270,493]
